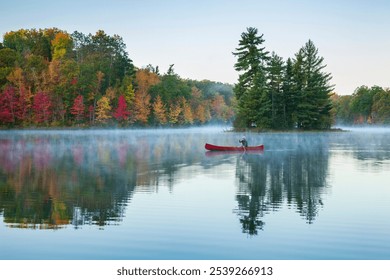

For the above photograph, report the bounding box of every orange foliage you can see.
[51,32,73,60]
[135,69,160,94]
[133,69,160,124]
[153,95,167,125]
[180,97,193,124]
[133,91,151,124]
[194,104,208,124]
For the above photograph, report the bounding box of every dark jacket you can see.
[239,138,248,147]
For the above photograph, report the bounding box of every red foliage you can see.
[113,95,130,121]
[70,77,78,85]
[0,86,17,123]
[33,92,52,123]
[15,87,28,121]
[70,95,85,121]
[0,85,29,124]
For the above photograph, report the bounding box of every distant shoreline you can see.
[1,125,389,133]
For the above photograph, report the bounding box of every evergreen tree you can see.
[295,40,333,129]
[282,58,297,128]
[232,27,270,128]
[267,52,285,129]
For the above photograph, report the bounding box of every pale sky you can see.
[1,0,389,95]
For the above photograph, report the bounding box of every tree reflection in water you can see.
[234,140,330,235]
[0,130,208,230]
[2,130,387,234]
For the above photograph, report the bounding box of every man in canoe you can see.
[239,136,248,151]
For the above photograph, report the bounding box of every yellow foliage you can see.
[168,103,181,124]
[51,32,73,60]
[96,96,112,123]
[153,95,167,124]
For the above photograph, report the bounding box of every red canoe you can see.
[205,143,264,152]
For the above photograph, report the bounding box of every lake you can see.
[0,127,389,260]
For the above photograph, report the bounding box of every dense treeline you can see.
[1,27,388,129]
[233,27,334,130]
[332,86,390,125]
[0,28,234,127]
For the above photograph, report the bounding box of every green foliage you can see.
[232,28,334,130]
[295,40,334,129]
[232,27,270,128]
[350,86,375,118]
[333,86,390,125]
[268,52,285,129]
[0,48,19,87]
[187,79,234,104]
[372,89,390,123]
[71,30,135,95]
[149,70,191,105]
[3,28,54,60]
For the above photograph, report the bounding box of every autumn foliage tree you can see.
[211,94,228,121]
[95,96,111,124]
[33,92,52,124]
[51,31,73,60]
[70,95,85,123]
[133,69,160,125]
[152,95,167,125]
[113,95,130,123]
[133,92,151,125]
[0,86,16,123]
[179,96,193,125]
[194,103,210,124]
[168,102,182,125]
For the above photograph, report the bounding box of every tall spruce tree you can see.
[282,58,296,129]
[294,40,333,129]
[232,27,270,128]
[267,52,285,129]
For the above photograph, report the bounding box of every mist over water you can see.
[0,127,389,259]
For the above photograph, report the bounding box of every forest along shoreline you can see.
[1,28,389,130]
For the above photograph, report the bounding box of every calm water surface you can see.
[0,127,389,259]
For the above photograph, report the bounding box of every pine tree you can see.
[232,27,270,128]
[295,40,333,129]
[267,52,285,129]
[282,58,297,128]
